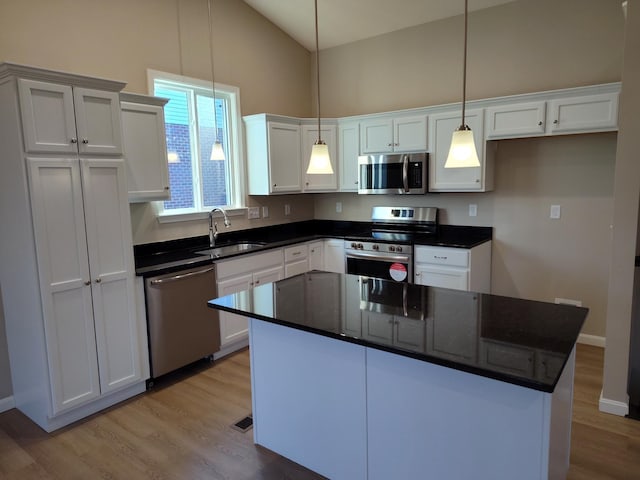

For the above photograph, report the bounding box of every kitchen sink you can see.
[194,242,267,258]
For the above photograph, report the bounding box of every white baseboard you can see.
[577,333,606,348]
[213,338,249,361]
[599,390,629,416]
[0,395,15,413]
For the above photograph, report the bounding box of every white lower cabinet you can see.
[414,241,492,293]
[215,249,284,358]
[308,241,324,271]
[284,244,309,278]
[323,239,345,273]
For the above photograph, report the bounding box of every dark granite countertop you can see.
[208,272,587,393]
[134,220,492,277]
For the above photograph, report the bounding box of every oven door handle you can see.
[346,251,411,263]
[402,154,409,192]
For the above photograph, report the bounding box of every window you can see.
[147,70,244,220]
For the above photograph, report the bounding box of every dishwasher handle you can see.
[149,266,215,285]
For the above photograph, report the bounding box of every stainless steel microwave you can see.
[358,152,428,194]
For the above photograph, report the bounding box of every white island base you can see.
[249,318,575,480]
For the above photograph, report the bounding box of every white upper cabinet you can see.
[301,122,338,192]
[338,121,360,192]
[120,93,170,202]
[486,89,619,139]
[547,92,618,134]
[429,108,494,192]
[245,115,302,195]
[18,79,123,155]
[485,101,547,139]
[360,114,427,154]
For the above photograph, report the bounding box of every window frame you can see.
[147,69,246,223]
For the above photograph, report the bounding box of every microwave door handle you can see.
[402,154,409,192]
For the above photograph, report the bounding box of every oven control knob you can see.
[351,242,357,249]
[389,245,396,252]
[396,246,403,253]
[357,243,364,249]
[372,244,379,251]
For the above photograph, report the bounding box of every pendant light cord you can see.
[315,0,322,143]
[461,0,468,127]
[207,0,218,139]
[177,0,184,75]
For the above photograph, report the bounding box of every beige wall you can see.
[0,288,11,401]
[316,133,617,338]
[315,0,624,117]
[602,0,640,410]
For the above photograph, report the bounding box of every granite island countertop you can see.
[208,271,588,393]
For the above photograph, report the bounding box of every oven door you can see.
[345,251,412,283]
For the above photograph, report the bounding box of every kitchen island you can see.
[208,272,587,480]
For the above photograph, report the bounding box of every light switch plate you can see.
[262,206,269,218]
[336,202,342,213]
[469,204,477,217]
[550,205,561,219]
[284,204,291,216]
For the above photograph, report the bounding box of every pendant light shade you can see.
[307,0,333,175]
[308,141,333,174]
[207,0,225,162]
[444,0,480,169]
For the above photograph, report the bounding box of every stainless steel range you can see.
[344,206,438,283]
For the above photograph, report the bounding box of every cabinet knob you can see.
[164,186,169,190]
[355,181,358,184]
[388,143,393,147]
[255,280,260,285]
[553,119,559,124]
[82,138,89,144]
[273,184,277,187]
[475,179,480,183]
[538,121,543,126]
[415,272,421,277]
[395,143,399,146]
[95,278,101,283]
[84,280,91,285]
[70,138,78,144]
[305,182,309,186]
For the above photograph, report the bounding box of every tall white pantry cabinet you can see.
[0,63,149,432]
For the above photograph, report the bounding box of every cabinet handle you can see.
[553,119,559,124]
[355,181,358,184]
[84,280,91,285]
[164,186,169,190]
[95,278,101,283]
[255,279,260,285]
[538,121,543,126]
[70,138,78,144]
[82,138,89,144]
[415,272,421,277]
[292,251,301,256]
[434,255,448,260]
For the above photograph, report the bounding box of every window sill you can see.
[156,207,247,224]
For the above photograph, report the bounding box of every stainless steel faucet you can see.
[209,207,230,248]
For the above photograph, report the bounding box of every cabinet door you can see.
[342,275,363,337]
[414,264,469,291]
[324,239,345,274]
[268,122,301,193]
[253,264,284,320]
[26,158,100,414]
[81,158,142,394]
[485,101,546,139]
[18,79,79,154]
[73,88,123,156]
[217,272,254,346]
[121,100,170,202]
[362,311,394,346]
[338,122,360,191]
[548,92,618,134]
[360,117,394,154]
[394,115,427,152]
[426,289,479,362]
[308,241,324,271]
[429,108,484,191]
[301,124,338,191]
[393,317,426,352]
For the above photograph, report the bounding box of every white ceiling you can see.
[243,0,518,51]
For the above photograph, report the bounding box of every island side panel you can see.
[366,347,550,480]
[249,319,367,480]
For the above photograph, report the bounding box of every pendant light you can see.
[444,0,480,169]
[307,0,333,175]
[207,0,225,161]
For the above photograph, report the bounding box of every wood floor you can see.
[0,344,639,479]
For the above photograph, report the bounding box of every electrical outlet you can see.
[262,206,269,218]
[555,298,582,307]
[248,207,260,219]
[284,204,291,216]
[550,205,561,219]
[469,204,477,217]
[336,202,342,213]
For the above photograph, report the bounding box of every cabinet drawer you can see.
[414,246,469,267]
[284,244,308,262]
[216,248,283,279]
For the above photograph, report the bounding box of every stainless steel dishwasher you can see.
[144,265,220,382]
